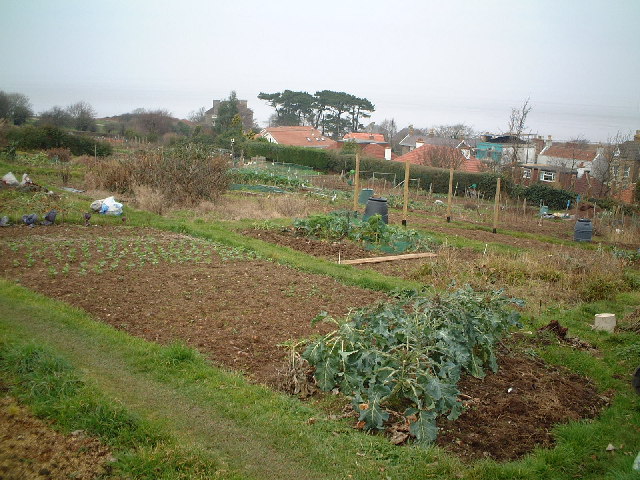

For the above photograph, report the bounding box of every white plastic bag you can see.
[91,196,123,215]
[2,172,19,186]
[101,196,123,215]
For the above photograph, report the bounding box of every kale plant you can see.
[293,211,437,253]
[303,286,522,445]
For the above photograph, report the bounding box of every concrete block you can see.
[594,313,616,333]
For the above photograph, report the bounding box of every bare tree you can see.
[0,91,33,125]
[67,101,97,131]
[376,118,398,149]
[431,123,475,139]
[38,106,72,128]
[505,98,532,180]
[417,145,465,169]
[188,107,207,124]
[592,132,631,197]
[131,109,174,137]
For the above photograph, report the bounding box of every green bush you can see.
[6,125,112,156]
[229,168,304,188]
[510,182,576,210]
[587,196,639,215]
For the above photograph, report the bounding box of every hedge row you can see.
[245,141,501,197]
[245,142,640,210]
[6,125,113,157]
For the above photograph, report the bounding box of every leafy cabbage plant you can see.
[293,211,436,253]
[303,286,523,445]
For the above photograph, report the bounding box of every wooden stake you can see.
[402,156,410,226]
[492,177,501,234]
[353,151,361,212]
[446,167,454,222]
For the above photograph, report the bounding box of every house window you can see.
[623,166,631,178]
[612,165,619,177]
[523,169,532,179]
[540,170,555,182]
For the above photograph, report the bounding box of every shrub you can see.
[6,125,112,156]
[85,143,230,208]
[510,182,576,210]
[579,273,629,302]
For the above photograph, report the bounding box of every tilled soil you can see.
[0,391,113,480]
[436,351,608,461]
[243,228,382,261]
[0,225,385,386]
[243,228,430,278]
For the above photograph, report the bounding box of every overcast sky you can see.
[1,0,639,141]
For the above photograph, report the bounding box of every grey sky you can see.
[1,0,639,141]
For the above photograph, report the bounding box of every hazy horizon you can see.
[2,0,639,143]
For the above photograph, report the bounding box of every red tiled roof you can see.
[393,145,485,172]
[259,126,337,148]
[393,144,441,165]
[361,143,395,160]
[543,143,599,162]
[343,132,386,143]
[459,158,486,173]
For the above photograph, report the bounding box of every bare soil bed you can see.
[0,225,608,462]
[243,228,384,261]
[437,349,607,461]
[0,389,112,479]
[0,225,385,386]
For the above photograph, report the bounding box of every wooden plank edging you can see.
[339,252,437,265]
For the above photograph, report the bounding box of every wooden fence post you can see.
[446,167,454,222]
[353,151,361,212]
[492,177,501,234]
[402,157,410,226]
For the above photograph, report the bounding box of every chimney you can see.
[635,129,640,142]
[415,138,425,149]
[428,129,435,137]
[545,135,553,148]
[384,147,392,161]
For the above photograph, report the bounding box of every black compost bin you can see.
[363,197,388,224]
[574,218,593,242]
